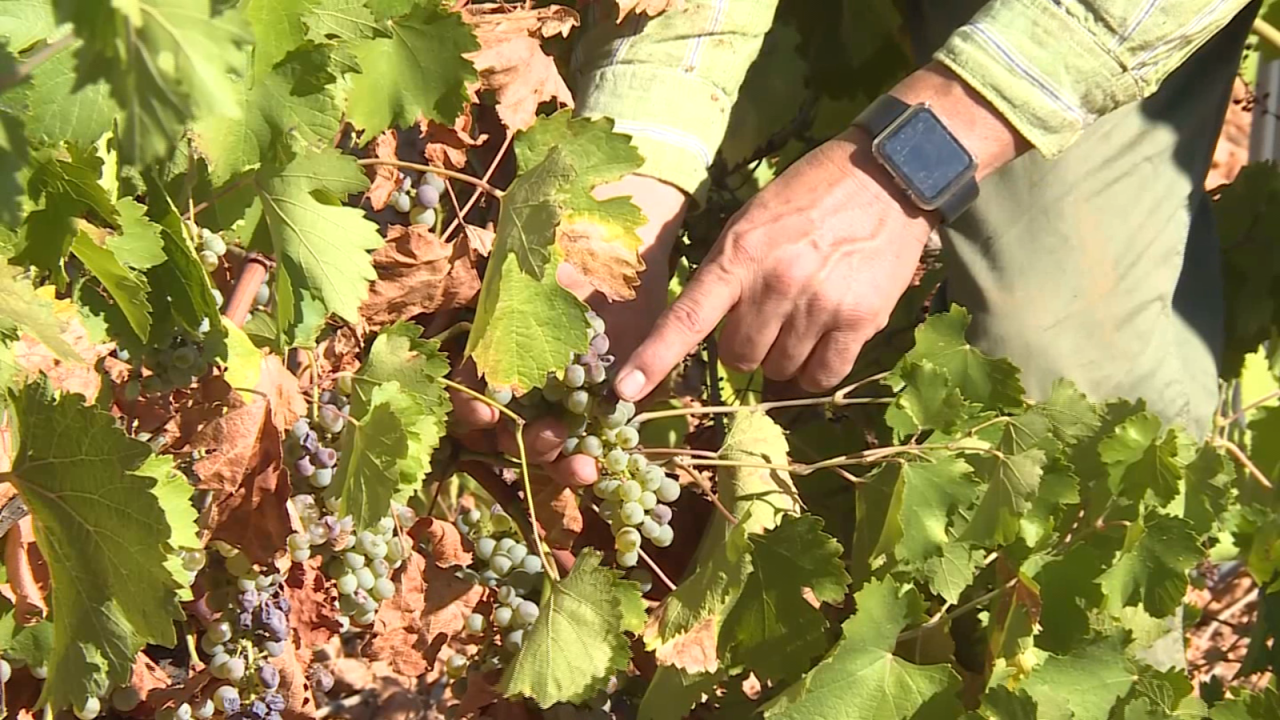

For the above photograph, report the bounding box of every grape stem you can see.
[355,159,506,199]
[895,578,1018,643]
[636,548,678,593]
[429,321,472,345]
[444,130,515,240]
[630,371,894,424]
[1215,438,1273,490]
[669,457,739,525]
[674,440,1006,477]
[438,377,560,582]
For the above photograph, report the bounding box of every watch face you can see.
[873,106,976,209]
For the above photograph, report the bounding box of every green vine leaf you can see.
[922,541,986,605]
[71,228,153,341]
[193,51,343,185]
[719,515,851,682]
[466,112,645,391]
[1017,636,1136,720]
[333,381,429,532]
[0,47,119,149]
[1097,412,1183,505]
[901,304,1025,409]
[109,198,167,270]
[242,149,382,328]
[960,448,1046,548]
[146,189,222,338]
[0,265,78,361]
[17,149,119,281]
[1097,512,1201,617]
[0,113,25,227]
[345,5,478,135]
[51,0,251,164]
[501,550,643,708]
[5,382,194,708]
[761,578,963,720]
[0,0,57,51]
[884,359,968,439]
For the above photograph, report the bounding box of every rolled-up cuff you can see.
[933,0,1142,157]
[575,64,733,204]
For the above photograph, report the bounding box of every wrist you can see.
[888,61,1030,182]
[828,129,939,240]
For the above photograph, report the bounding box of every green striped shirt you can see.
[570,0,1254,203]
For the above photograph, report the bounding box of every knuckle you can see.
[663,300,711,338]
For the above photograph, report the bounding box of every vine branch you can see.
[632,371,893,425]
[356,158,506,199]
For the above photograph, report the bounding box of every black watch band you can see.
[853,95,979,224]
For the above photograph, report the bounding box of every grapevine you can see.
[0,1,1270,719]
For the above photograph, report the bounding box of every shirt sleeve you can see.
[570,0,780,204]
[934,0,1255,157]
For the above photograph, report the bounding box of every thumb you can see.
[614,261,740,401]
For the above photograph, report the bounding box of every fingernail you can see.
[615,369,646,400]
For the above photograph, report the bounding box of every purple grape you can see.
[275,596,292,615]
[264,692,287,712]
[313,447,337,469]
[300,430,320,455]
[267,713,282,720]
[590,333,610,355]
[261,607,289,641]
[290,419,310,440]
[248,699,269,720]
[236,611,254,631]
[293,456,315,478]
[651,504,673,525]
[220,693,242,714]
[238,589,260,611]
[321,516,339,537]
[599,354,616,367]
[320,390,337,405]
[416,184,440,208]
[258,663,280,690]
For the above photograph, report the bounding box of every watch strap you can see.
[852,95,979,224]
[852,94,911,137]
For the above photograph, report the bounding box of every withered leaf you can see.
[464,6,578,131]
[364,130,402,212]
[421,114,487,171]
[284,555,343,651]
[615,0,684,20]
[361,225,480,332]
[530,473,582,550]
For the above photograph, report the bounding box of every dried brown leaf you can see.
[4,517,48,624]
[257,355,307,433]
[463,225,494,258]
[284,555,343,651]
[364,130,402,211]
[193,401,292,565]
[615,0,683,20]
[420,114,487,171]
[463,7,579,131]
[644,612,720,674]
[273,643,319,719]
[557,218,644,302]
[10,304,112,401]
[367,551,430,676]
[129,653,173,704]
[530,474,582,549]
[360,225,480,332]
[413,517,473,568]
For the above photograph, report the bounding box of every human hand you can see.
[449,175,688,486]
[612,63,1029,401]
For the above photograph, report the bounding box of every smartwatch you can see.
[852,95,979,223]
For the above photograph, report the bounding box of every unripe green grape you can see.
[353,609,376,626]
[74,696,101,720]
[182,549,207,572]
[504,629,525,650]
[225,659,246,682]
[494,605,514,628]
[465,613,486,634]
[595,478,620,499]
[628,568,654,594]
[213,685,239,712]
[653,524,675,548]
[110,686,141,712]
[485,386,513,405]
[254,281,270,307]
[657,476,681,503]
[521,554,543,574]
[0,658,12,683]
[505,543,529,565]
[290,547,311,562]
[446,652,469,678]
[475,537,497,560]
[208,652,230,677]
[29,664,46,679]
[393,192,412,214]
[562,437,580,455]
[620,502,644,526]
[466,509,482,526]
[172,345,198,369]
[424,172,447,193]
[498,585,521,605]
[236,576,256,593]
[371,558,391,578]
[515,600,540,626]
[202,234,227,256]
[490,554,514,577]
[616,550,639,568]
[377,516,395,537]
[355,566,376,591]
[640,518,661,540]
[580,435,604,458]
[616,426,640,449]
[372,576,396,600]
[615,527,641,553]
[288,533,310,551]
[366,537,388,560]
[600,426,619,445]
[604,449,629,473]
[601,408,627,430]
[565,389,590,415]
[563,364,586,388]
[616,400,636,422]
[641,465,665,492]
[199,250,219,272]
[225,551,253,578]
[206,620,232,644]
[496,537,517,554]
[638,491,657,511]
[191,698,215,719]
[619,480,642,503]
[343,552,366,570]
[490,510,514,533]
[627,454,648,473]
[174,702,193,720]
[336,573,358,596]
[386,536,404,563]
[409,205,435,226]
[542,378,567,402]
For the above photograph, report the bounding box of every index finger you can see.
[614,259,740,401]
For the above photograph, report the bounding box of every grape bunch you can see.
[446,506,546,682]
[285,381,409,628]
[117,321,216,399]
[189,544,292,720]
[387,171,444,227]
[197,227,229,273]
[488,312,680,568]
